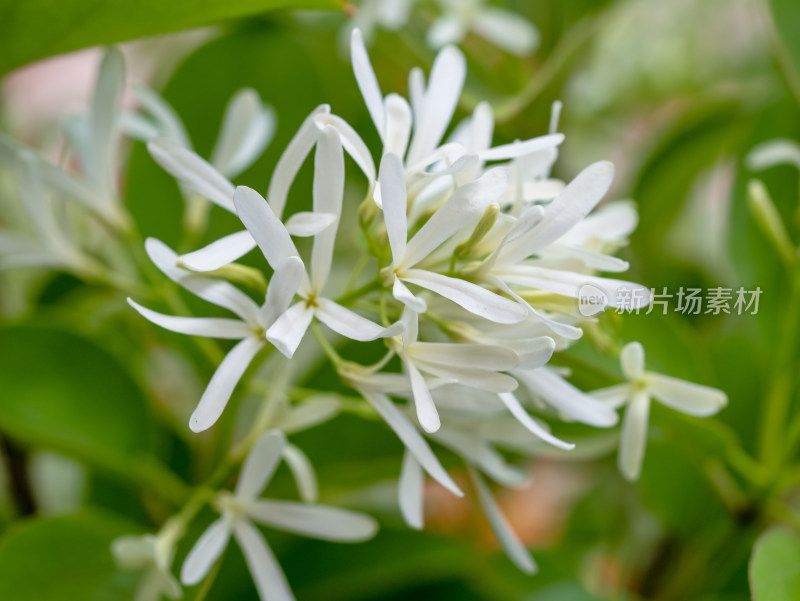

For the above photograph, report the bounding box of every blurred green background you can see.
[1,0,800,599]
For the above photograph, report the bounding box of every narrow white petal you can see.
[469,468,537,574]
[284,212,336,237]
[498,393,574,450]
[407,45,466,164]
[403,168,509,268]
[233,186,299,269]
[514,368,619,427]
[405,359,441,433]
[618,392,650,481]
[398,450,425,529]
[558,200,638,246]
[590,383,633,409]
[211,88,275,179]
[282,443,319,503]
[411,361,518,393]
[383,93,412,157]
[747,138,800,171]
[88,48,124,199]
[127,299,252,339]
[402,269,526,324]
[514,336,556,370]
[393,277,427,312]
[647,374,728,417]
[260,256,305,327]
[426,16,465,49]
[314,298,403,341]
[265,301,314,358]
[408,67,426,119]
[180,519,231,585]
[145,238,261,323]
[231,520,295,601]
[498,161,615,264]
[147,137,235,212]
[407,342,518,371]
[362,391,462,496]
[189,337,264,432]
[379,152,408,262]
[351,29,385,137]
[131,83,191,148]
[539,245,629,273]
[473,8,540,56]
[180,230,256,272]
[247,500,378,542]
[278,396,341,434]
[478,134,563,162]
[267,104,330,218]
[437,431,527,488]
[620,341,645,382]
[311,126,344,291]
[236,430,286,499]
[314,113,376,183]
[401,305,419,346]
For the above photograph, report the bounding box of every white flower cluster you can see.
[0,30,729,601]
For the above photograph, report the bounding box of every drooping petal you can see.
[402,269,526,324]
[647,374,727,417]
[236,430,286,499]
[180,518,231,585]
[392,277,427,313]
[265,301,314,358]
[514,367,619,427]
[233,186,299,269]
[620,341,645,382]
[618,391,651,481]
[260,256,306,327]
[310,126,344,292]
[314,298,403,341]
[408,342,519,371]
[284,212,336,237]
[398,450,425,530]
[498,392,574,450]
[379,152,408,263]
[246,500,378,542]
[361,391,462,496]
[407,45,466,164]
[469,467,537,574]
[147,137,235,212]
[127,299,252,339]
[267,104,330,218]
[145,237,261,324]
[473,8,540,56]
[180,230,256,272]
[498,161,615,264]
[189,336,264,432]
[282,443,319,503]
[231,520,295,601]
[405,359,441,433]
[350,28,385,138]
[210,88,275,179]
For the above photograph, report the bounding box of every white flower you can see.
[427,0,540,56]
[181,431,377,601]
[129,239,305,432]
[231,127,403,358]
[112,519,183,601]
[378,151,528,323]
[592,341,728,481]
[341,0,415,48]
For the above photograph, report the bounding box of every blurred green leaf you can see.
[0,511,138,600]
[0,0,342,75]
[750,527,800,601]
[769,0,800,92]
[0,325,186,502]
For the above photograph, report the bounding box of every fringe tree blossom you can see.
[181,431,377,601]
[592,342,728,481]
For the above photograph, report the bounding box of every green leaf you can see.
[750,527,800,601]
[769,0,800,89]
[0,511,139,601]
[0,325,186,502]
[0,0,342,76]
